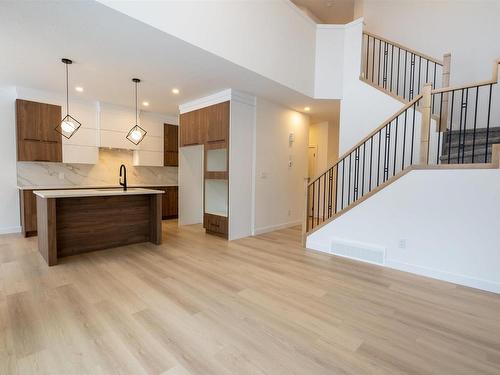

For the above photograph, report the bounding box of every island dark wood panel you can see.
[36,193,162,266]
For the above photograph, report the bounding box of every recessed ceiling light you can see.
[142,101,149,106]
[75,86,84,92]
[171,88,180,95]
[304,106,311,112]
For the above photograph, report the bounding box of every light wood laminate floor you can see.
[1,221,500,375]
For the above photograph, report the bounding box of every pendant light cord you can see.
[135,80,138,124]
[65,62,69,116]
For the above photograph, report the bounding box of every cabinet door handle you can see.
[24,138,40,142]
[207,139,225,143]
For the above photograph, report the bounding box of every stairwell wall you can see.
[338,18,405,154]
[307,168,500,293]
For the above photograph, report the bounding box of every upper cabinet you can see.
[206,101,229,146]
[16,99,62,162]
[164,123,178,166]
[179,101,229,147]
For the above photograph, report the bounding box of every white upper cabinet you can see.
[98,103,138,150]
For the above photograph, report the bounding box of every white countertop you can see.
[18,184,177,190]
[33,188,164,199]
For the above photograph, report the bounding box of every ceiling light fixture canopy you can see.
[126,78,147,145]
[55,58,82,139]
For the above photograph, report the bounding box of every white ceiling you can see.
[292,0,355,24]
[0,0,338,122]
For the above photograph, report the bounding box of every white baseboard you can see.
[307,239,500,294]
[254,220,301,235]
[386,260,500,294]
[0,226,22,235]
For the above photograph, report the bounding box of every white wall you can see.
[307,168,500,293]
[0,86,20,234]
[229,95,256,240]
[254,97,309,234]
[339,17,404,154]
[98,0,317,97]
[357,0,500,86]
[314,25,345,98]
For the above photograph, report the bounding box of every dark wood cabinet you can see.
[16,99,62,162]
[207,101,229,145]
[164,123,179,166]
[161,186,178,219]
[179,101,228,147]
[180,110,205,147]
[19,190,38,237]
[203,213,228,237]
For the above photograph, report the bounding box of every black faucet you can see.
[119,164,127,191]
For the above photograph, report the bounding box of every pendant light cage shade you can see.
[126,77,147,145]
[55,58,81,139]
[126,124,147,145]
[55,114,82,139]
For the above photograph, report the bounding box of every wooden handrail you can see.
[363,31,444,66]
[308,94,423,187]
[431,59,500,94]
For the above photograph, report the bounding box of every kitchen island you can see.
[34,188,163,266]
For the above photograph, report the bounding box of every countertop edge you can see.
[33,188,165,199]
[18,184,178,190]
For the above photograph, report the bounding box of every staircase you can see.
[441,127,500,164]
[303,31,500,238]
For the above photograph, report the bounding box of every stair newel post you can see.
[420,83,433,165]
[302,177,310,247]
[440,53,452,132]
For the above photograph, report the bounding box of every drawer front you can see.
[204,213,228,237]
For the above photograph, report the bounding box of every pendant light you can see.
[55,58,81,139]
[126,78,147,145]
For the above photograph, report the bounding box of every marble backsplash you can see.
[17,148,177,188]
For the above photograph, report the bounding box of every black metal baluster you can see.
[448,90,455,164]
[306,184,310,231]
[472,86,479,162]
[426,60,429,83]
[362,142,366,196]
[383,124,391,181]
[397,48,401,96]
[437,93,444,164]
[316,177,320,226]
[458,89,465,163]
[348,154,352,205]
[369,137,373,191]
[390,45,394,91]
[409,53,415,100]
[365,35,369,78]
[485,84,493,163]
[383,43,388,89]
[393,116,399,176]
[372,38,375,82]
[323,173,326,222]
[378,40,382,86]
[417,56,422,96]
[432,62,437,110]
[403,51,408,100]
[311,182,315,228]
[334,163,339,214]
[461,88,469,164]
[353,148,358,200]
[327,168,332,218]
[377,130,382,186]
[410,102,417,164]
[341,159,345,210]
[402,108,408,169]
